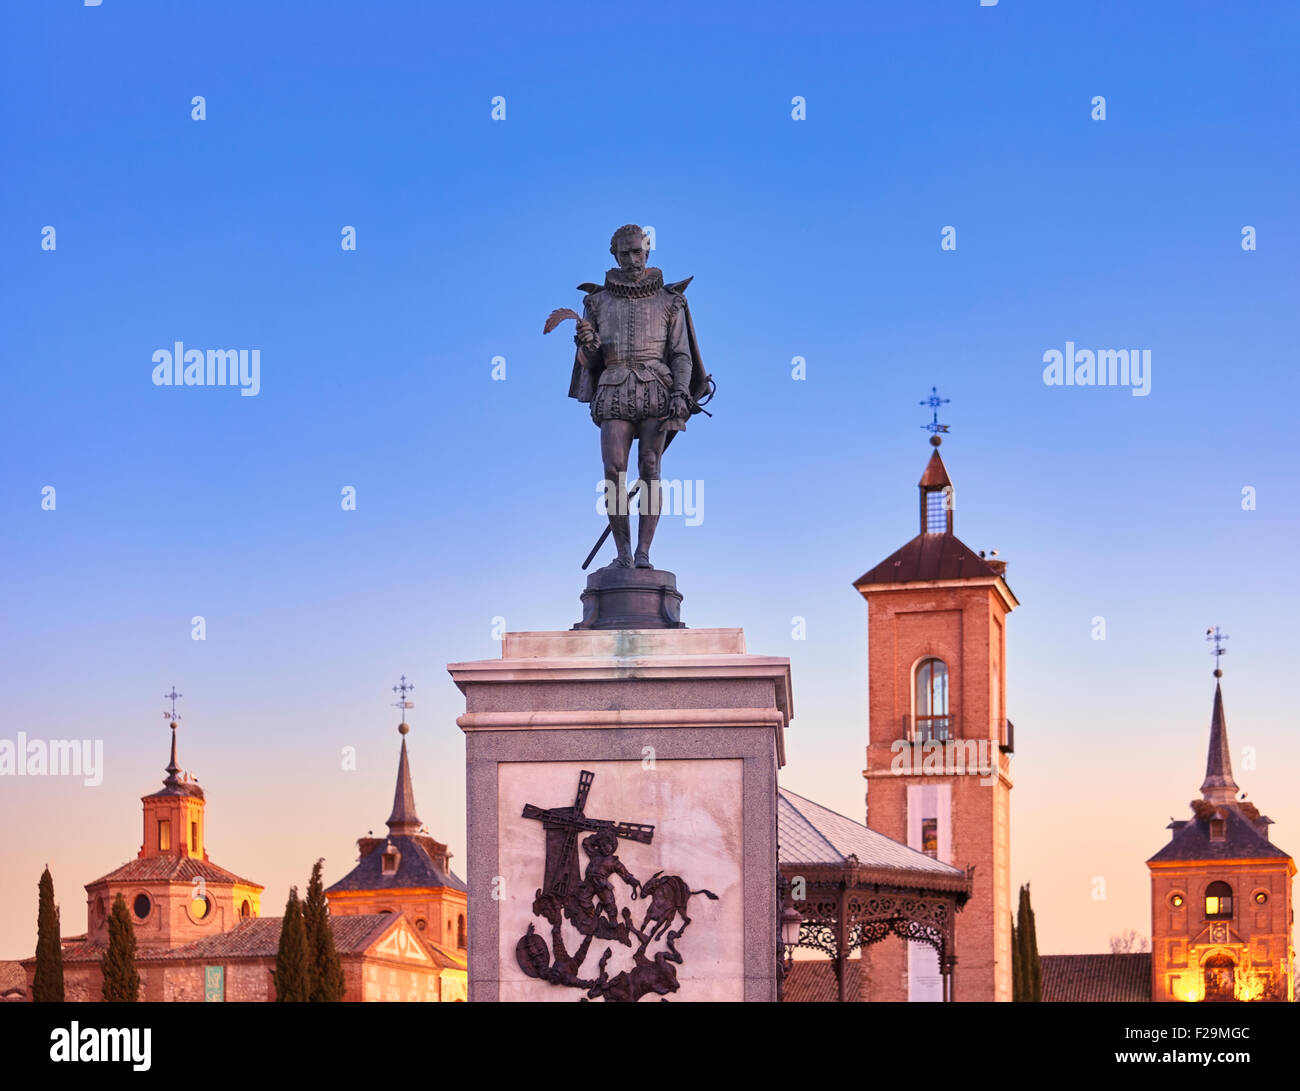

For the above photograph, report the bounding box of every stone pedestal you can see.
[574,566,684,630]
[449,627,791,1002]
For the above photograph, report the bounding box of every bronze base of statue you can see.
[574,566,685,631]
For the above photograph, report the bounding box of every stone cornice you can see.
[855,575,1019,612]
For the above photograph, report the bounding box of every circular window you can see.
[1169,892,1185,909]
[415,918,427,932]
[133,893,152,920]
[1254,890,1269,905]
[190,895,211,921]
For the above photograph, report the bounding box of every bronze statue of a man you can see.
[566,225,709,569]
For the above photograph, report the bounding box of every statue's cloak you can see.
[567,277,710,414]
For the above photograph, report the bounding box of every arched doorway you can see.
[1203,953,1235,1002]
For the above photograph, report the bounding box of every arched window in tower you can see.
[1205,881,1233,919]
[457,914,466,948]
[914,658,950,742]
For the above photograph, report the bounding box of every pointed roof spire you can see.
[386,676,422,835]
[164,723,181,783]
[162,686,183,788]
[1200,680,1239,805]
[918,447,955,535]
[386,725,423,835]
[148,686,203,799]
[918,448,952,489]
[1200,627,1237,804]
[917,388,955,534]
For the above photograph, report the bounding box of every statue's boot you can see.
[635,509,659,568]
[607,511,633,568]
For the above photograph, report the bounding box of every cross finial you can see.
[392,675,415,729]
[1206,626,1229,677]
[163,686,183,725]
[920,386,951,442]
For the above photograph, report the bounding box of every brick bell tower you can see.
[1146,633,1295,1003]
[855,394,1018,1001]
[81,688,263,955]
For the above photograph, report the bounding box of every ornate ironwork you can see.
[785,869,967,1000]
[796,894,953,962]
[391,674,415,718]
[920,386,951,436]
[1206,626,1229,672]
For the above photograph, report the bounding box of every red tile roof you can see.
[50,913,466,971]
[151,915,393,960]
[1041,953,1152,1002]
[87,855,261,889]
[854,533,1003,587]
[782,959,861,1002]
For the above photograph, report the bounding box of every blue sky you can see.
[1,0,1297,957]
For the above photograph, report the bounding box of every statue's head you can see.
[609,224,650,275]
[584,829,618,858]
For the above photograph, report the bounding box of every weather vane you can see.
[1206,627,1229,676]
[920,386,951,437]
[392,675,415,722]
[163,686,183,725]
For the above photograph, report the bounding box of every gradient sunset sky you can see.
[2,0,1297,961]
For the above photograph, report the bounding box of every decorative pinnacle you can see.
[920,386,951,446]
[392,675,415,730]
[163,686,183,726]
[1206,627,1229,677]
[161,687,183,783]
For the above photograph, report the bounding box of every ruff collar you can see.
[604,267,664,298]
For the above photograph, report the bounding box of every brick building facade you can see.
[856,438,1016,1001]
[1147,674,1295,1002]
[325,720,469,958]
[20,710,465,1002]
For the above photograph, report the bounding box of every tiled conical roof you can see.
[918,449,952,489]
[386,731,422,836]
[1200,683,1239,804]
[145,721,204,800]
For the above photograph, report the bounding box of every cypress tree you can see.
[32,867,64,1002]
[100,893,140,1002]
[273,887,312,1002]
[1022,883,1042,1001]
[303,859,346,1002]
[1014,883,1042,1002]
[1010,910,1022,1002]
